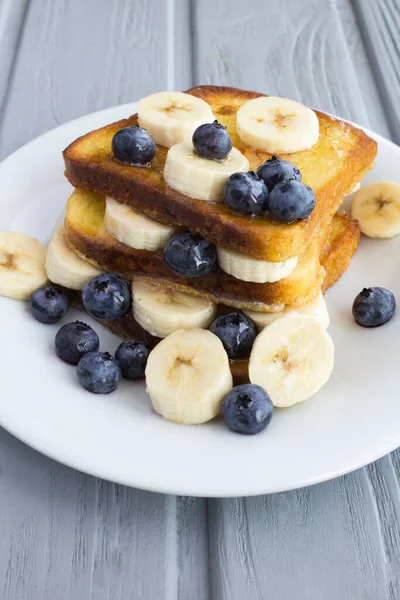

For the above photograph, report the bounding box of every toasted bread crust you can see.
[64,210,358,386]
[321,211,360,291]
[64,189,327,312]
[63,86,376,262]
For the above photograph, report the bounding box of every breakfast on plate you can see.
[0,85,398,434]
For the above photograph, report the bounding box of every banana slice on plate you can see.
[244,292,329,329]
[249,313,334,407]
[105,198,178,251]
[217,247,298,283]
[351,181,400,238]
[0,231,47,300]
[132,280,217,338]
[145,328,233,424]
[138,91,215,148]
[164,142,249,201]
[46,225,101,290]
[236,96,319,154]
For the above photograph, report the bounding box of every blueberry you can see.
[29,285,69,324]
[164,232,216,278]
[192,120,232,160]
[77,352,121,394]
[112,126,156,165]
[223,384,273,434]
[224,171,269,216]
[266,180,316,223]
[352,287,396,327]
[210,312,257,359]
[55,321,99,364]
[82,273,131,320]
[115,339,151,379]
[257,156,301,192]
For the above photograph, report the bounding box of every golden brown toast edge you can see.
[66,209,359,386]
[321,210,360,292]
[63,85,376,262]
[64,189,329,312]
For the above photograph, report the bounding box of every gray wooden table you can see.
[1,1,399,598]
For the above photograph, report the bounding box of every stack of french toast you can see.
[47,86,377,386]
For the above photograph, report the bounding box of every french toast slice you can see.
[64,189,360,312]
[68,209,357,385]
[64,85,376,262]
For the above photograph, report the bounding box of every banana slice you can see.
[138,91,215,148]
[244,292,329,329]
[351,181,400,238]
[46,225,101,290]
[104,197,178,251]
[236,96,319,154]
[249,313,334,407]
[217,247,298,283]
[145,328,233,424]
[0,231,47,300]
[132,280,217,338]
[164,142,249,201]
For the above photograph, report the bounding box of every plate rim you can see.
[0,101,399,497]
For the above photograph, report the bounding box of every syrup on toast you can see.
[64,86,375,262]
[64,189,359,312]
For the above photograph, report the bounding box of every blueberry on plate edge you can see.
[77,352,121,394]
[29,285,69,324]
[352,287,396,327]
[223,384,274,434]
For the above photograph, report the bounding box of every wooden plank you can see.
[352,0,400,143]
[366,457,400,599]
[209,472,387,600]
[193,0,391,133]
[173,0,194,90]
[176,497,209,600]
[0,0,192,160]
[334,0,391,138]
[0,431,179,600]
[0,434,210,600]
[0,0,29,116]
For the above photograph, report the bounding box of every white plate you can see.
[0,102,399,498]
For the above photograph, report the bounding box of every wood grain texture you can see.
[0,0,28,116]
[193,0,392,134]
[366,458,400,600]
[0,0,191,160]
[352,0,400,143]
[334,0,391,138]
[0,431,179,600]
[176,497,209,600]
[210,472,388,600]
